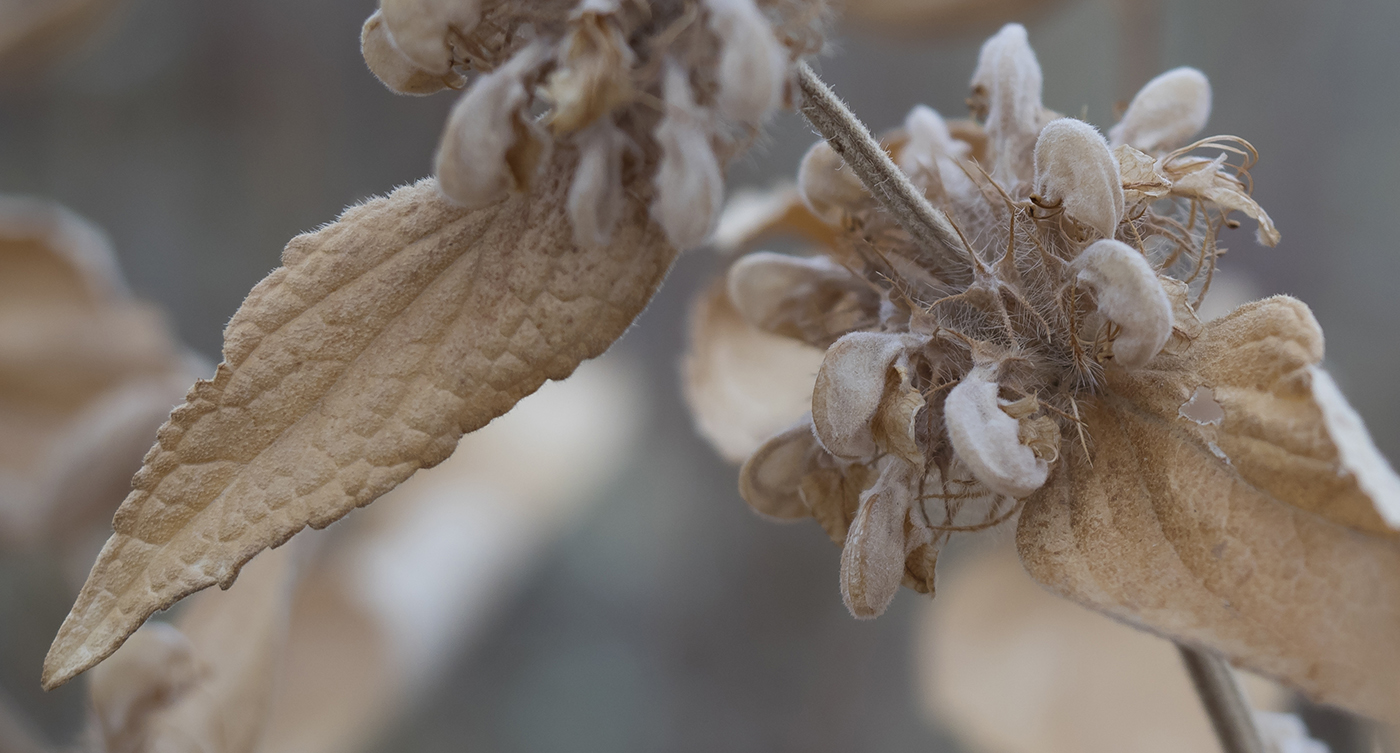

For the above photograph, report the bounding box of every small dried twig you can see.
[1178,644,1268,753]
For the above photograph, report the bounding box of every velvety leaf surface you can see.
[44,156,676,689]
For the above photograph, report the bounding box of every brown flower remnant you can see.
[42,0,833,691]
[365,0,828,248]
[687,24,1400,722]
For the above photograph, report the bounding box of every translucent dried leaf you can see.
[739,417,819,520]
[1167,154,1281,247]
[706,0,787,123]
[944,369,1048,498]
[1019,296,1400,723]
[726,251,879,349]
[43,156,677,690]
[379,0,481,75]
[1071,239,1173,369]
[841,458,914,618]
[1109,67,1212,154]
[361,11,461,96]
[811,331,921,460]
[1034,118,1124,239]
[651,63,724,248]
[1114,144,1172,205]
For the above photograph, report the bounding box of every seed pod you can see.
[435,43,551,208]
[567,120,629,246]
[1071,239,1174,369]
[1109,67,1212,154]
[841,458,914,619]
[944,369,1049,499]
[361,11,460,95]
[651,63,724,249]
[797,140,868,225]
[969,23,1044,186]
[705,0,787,124]
[380,0,482,75]
[812,331,925,460]
[1034,118,1125,239]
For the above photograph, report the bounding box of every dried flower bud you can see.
[798,139,868,225]
[944,369,1049,499]
[1071,239,1174,369]
[1109,67,1212,154]
[726,251,877,348]
[1034,118,1125,239]
[969,23,1045,186]
[739,417,819,520]
[435,42,551,208]
[567,120,629,246]
[841,458,914,619]
[379,0,482,75]
[651,63,725,248]
[361,11,461,95]
[812,331,924,459]
[704,0,787,124]
[543,7,636,134]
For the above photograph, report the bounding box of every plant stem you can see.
[793,62,967,259]
[1177,643,1268,753]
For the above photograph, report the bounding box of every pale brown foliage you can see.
[43,153,676,689]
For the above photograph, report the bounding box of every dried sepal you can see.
[1109,67,1212,154]
[1166,154,1280,246]
[969,23,1045,186]
[1033,118,1124,239]
[739,417,819,520]
[682,280,825,464]
[705,0,787,124]
[726,251,879,348]
[841,457,915,618]
[810,331,923,459]
[378,0,481,75]
[435,42,551,208]
[1071,239,1173,369]
[1113,144,1172,205]
[1019,297,1400,723]
[542,7,636,134]
[651,63,725,248]
[797,139,869,225]
[42,158,677,690]
[360,11,461,96]
[567,119,630,246]
[944,369,1048,498]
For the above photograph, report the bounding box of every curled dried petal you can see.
[841,458,914,618]
[1072,239,1173,369]
[651,63,725,248]
[1114,144,1172,205]
[361,11,461,95]
[944,369,1048,498]
[811,331,922,459]
[567,120,629,246]
[1034,118,1124,239]
[1167,155,1280,246]
[739,417,819,520]
[969,23,1045,186]
[1109,67,1212,154]
[726,251,879,348]
[543,9,636,134]
[797,139,868,225]
[435,42,552,208]
[705,0,787,123]
[379,0,481,75]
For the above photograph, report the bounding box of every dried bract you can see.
[1033,118,1124,239]
[1108,67,1212,154]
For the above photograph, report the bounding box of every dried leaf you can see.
[1018,296,1400,723]
[683,280,825,464]
[43,154,677,690]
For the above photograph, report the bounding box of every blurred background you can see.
[0,0,1396,750]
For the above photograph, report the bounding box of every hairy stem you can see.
[1178,644,1267,753]
[794,62,968,260]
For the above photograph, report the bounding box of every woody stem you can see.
[1177,644,1268,753]
[794,62,968,260]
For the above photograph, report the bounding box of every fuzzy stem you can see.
[1177,644,1268,753]
[794,63,968,260]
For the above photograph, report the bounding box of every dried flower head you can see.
[364,0,830,248]
[687,23,1400,721]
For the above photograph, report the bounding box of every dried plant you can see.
[686,23,1400,728]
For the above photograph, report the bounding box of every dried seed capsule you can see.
[944,369,1049,499]
[797,139,868,225]
[380,0,482,75]
[651,63,724,249]
[705,0,787,124]
[1109,67,1212,154]
[567,120,629,246]
[1034,118,1125,239]
[841,458,914,619]
[1071,239,1174,369]
[361,11,460,95]
[435,43,551,208]
[969,23,1045,187]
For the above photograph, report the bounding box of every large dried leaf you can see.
[917,543,1287,753]
[44,156,676,689]
[1018,296,1400,723]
